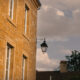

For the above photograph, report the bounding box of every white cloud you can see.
[55,9,64,16]
[73,9,80,14]
[36,48,59,71]
[42,5,52,11]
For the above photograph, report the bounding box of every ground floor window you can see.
[5,43,13,80]
[50,75,52,80]
[22,55,27,80]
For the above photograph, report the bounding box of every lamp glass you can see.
[41,46,47,52]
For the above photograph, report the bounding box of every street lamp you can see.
[40,38,48,53]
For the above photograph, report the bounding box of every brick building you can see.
[0,0,40,80]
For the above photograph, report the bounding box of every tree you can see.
[66,50,80,71]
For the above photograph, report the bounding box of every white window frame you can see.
[50,75,52,80]
[24,5,28,34]
[22,56,26,80]
[5,45,12,80]
[9,0,14,19]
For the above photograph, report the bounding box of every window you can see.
[22,55,27,80]
[50,75,52,80]
[24,5,29,34]
[5,44,13,80]
[9,0,14,19]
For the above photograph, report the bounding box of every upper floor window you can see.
[9,0,14,19]
[24,5,29,34]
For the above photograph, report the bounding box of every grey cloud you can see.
[37,0,80,40]
[36,0,80,71]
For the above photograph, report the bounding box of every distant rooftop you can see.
[60,61,67,64]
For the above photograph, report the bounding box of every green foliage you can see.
[66,50,80,71]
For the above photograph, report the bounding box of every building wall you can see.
[60,61,68,73]
[36,71,80,80]
[0,0,40,80]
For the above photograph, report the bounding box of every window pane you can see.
[22,56,27,80]
[9,0,14,19]
[6,46,11,80]
[24,8,27,34]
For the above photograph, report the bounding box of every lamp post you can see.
[40,38,48,53]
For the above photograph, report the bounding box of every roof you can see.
[60,61,67,64]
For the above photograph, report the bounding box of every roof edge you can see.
[35,0,41,10]
[37,0,41,7]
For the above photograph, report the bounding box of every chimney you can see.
[60,61,67,73]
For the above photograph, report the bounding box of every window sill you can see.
[23,34,30,41]
[7,16,17,27]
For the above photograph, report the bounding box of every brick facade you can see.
[0,0,40,80]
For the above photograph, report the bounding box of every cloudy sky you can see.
[36,0,80,71]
